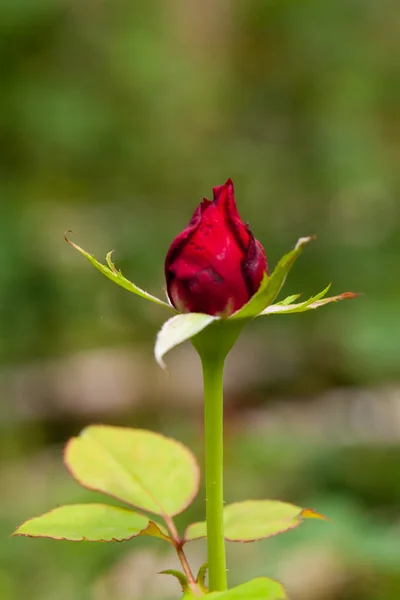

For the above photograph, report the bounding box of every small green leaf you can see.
[232,236,314,319]
[260,288,358,315]
[184,500,326,542]
[12,504,170,542]
[65,426,200,517]
[208,577,287,599]
[196,563,209,593]
[159,570,189,591]
[65,233,172,310]
[160,571,205,599]
[141,520,173,542]
[273,293,302,306]
[155,313,218,369]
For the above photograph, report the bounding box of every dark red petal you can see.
[212,178,234,201]
[164,199,211,281]
[189,198,212,225]
[165,179,268,315]
[212,179,250,251]
[242,232,268,296]
[168,266,250,316]
[169,186,247,284]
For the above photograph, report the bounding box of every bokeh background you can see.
[1,0,400,598]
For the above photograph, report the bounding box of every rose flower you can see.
[165,179,268,316]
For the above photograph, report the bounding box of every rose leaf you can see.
[12,503,170,542]
[64,425,200,518]
[184,500,326,542]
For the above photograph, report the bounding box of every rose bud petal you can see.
[165,179,268,316]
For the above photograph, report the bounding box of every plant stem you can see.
[201,355,227,592]
[164,516,201,595]
[193,320,242,591]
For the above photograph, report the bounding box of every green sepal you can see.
[155,313,219,369]
[231,236,314,319]
[65,232,173,310]
[273,293,302,306]
[260,285,357,315]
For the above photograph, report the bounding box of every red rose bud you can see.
[165,179,268,316]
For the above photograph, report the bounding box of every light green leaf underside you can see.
[184,500,326,542]
[65,426,200,517]
[208,577,287,599]
[155,313,218,369]
[260,287,357,315]
[65,234,173,310]
[232,236,314,319]
[13,504,170,542]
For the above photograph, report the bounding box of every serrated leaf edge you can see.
[183,501,326,543]
[231,235,315,319]
[259,286,358,316]
[64,232,173,310]
[12,503,171,543]
[63,425,201,518]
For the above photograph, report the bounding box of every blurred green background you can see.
[1,0,399,598]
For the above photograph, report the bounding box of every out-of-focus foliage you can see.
[1,0,399,599]
[1,0,399,376]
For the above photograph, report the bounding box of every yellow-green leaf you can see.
[184,500,326,542]
[208,577,287,599]
[65,426,200,517]
[13,504,171,542]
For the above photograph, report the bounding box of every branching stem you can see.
[165,516,201,596]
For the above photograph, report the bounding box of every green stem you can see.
[201,355,227,592]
